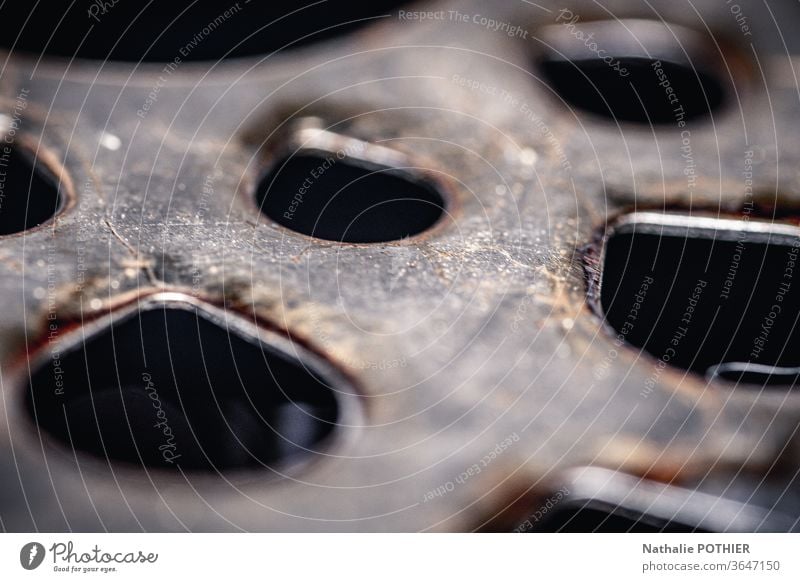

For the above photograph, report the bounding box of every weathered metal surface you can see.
[0,0,799,531]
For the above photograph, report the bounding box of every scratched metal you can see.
[0,0,799,531]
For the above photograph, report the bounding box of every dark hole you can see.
[540,57,725,123]
[706,362,800,385]
[256,152,446,243]
[26,305,341,471]
[601,216,800,386]
[528,502,704,532]
[0,148,61,235]
[0,1,410,62]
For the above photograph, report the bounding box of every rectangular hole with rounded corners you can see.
[600,212,800,387]
[504,467,790,533]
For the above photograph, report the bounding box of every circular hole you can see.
[256,151,447,243]
[26,302,346,472]
[537,19,729,123]
[1,1,413,62]
[0,145,62,235]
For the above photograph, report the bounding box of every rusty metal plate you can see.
[1,0,799,532]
